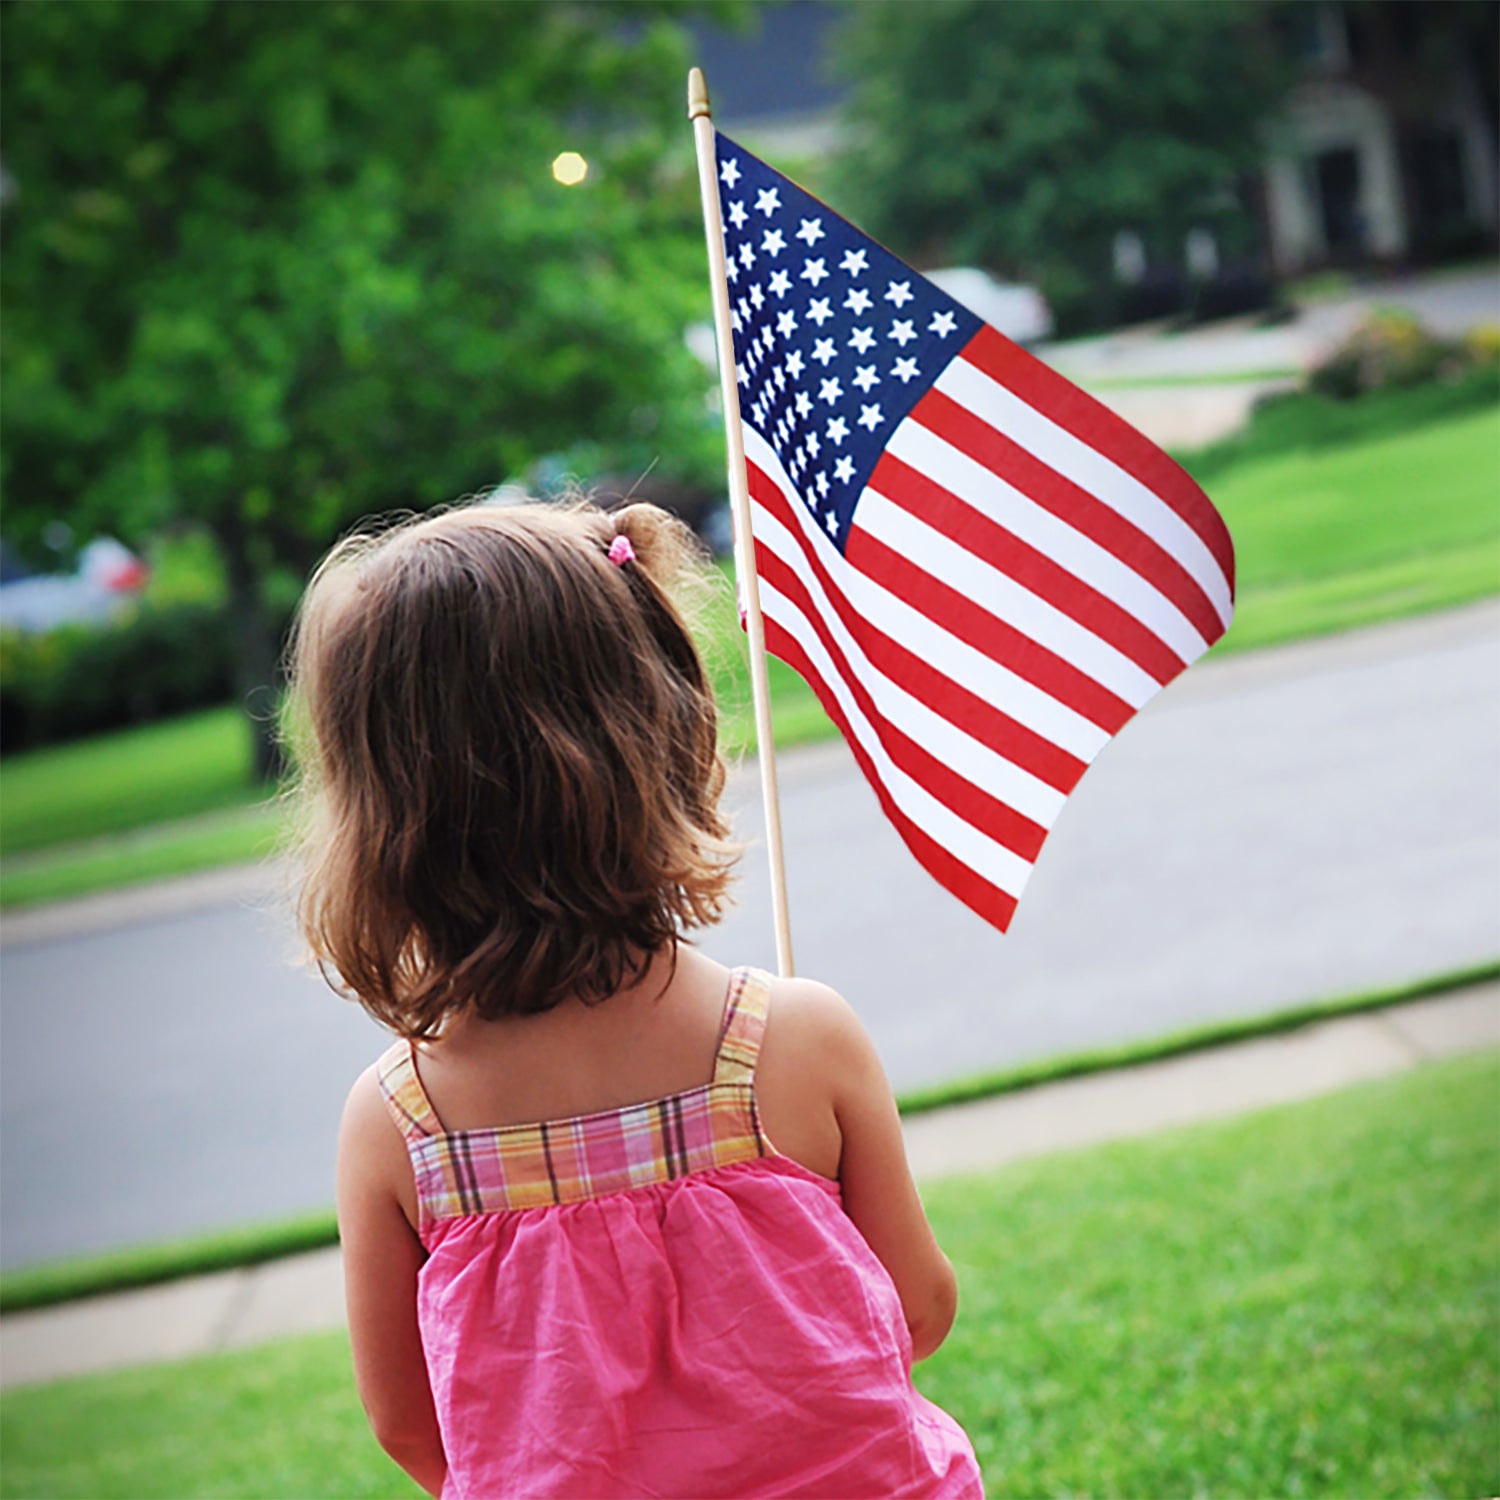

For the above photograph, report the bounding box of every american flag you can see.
[714,135,1236,932]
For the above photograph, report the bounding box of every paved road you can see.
[3,603,1497,1270]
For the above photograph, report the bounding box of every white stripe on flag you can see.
[938,355,1234,627]
[757,573,1037,899]
[856,487,1164,708]
[751,497,1069,828]
[888,417,1211,667]
[744,428,1111,762]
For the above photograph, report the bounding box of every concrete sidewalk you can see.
[2,983,1494,1392]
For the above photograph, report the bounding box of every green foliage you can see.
[2,2,717,545]
[833,0,1285,331]
[2,1051,1495,1497]
[1,1,726,769]
[0,601,251,751]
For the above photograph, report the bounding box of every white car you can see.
[0,537,149,633]
[922,267,1054,346]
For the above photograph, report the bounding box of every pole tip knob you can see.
[688,67,711,121]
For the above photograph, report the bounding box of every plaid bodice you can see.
[375,966,772,1229]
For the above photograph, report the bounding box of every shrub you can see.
[0,602,244,753]
[1463,322,1500,369]
[1308,309,1470,400]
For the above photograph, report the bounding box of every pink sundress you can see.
[376,966,983,1499]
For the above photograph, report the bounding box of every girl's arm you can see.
[762,981,959,1362]
[336,1069,447,1496]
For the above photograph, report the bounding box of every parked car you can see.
[0,537,149,633]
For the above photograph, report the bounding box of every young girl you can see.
[290,499,983,1498]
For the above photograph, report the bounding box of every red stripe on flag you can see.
[756,545,1049,861]
[963,324,1237,595]
[870,451,1187,686]
[844,526,1134,735]
[916,386,1226,649]
[749,464,1088,793]
[761,616,1020,931]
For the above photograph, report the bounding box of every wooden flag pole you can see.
[689,67,794,979]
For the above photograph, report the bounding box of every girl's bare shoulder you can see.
[760,975,879,1085]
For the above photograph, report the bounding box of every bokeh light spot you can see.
[552,151,588,187]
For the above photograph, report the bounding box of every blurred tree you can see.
[832,0,1286,333]
[1,0,729,777]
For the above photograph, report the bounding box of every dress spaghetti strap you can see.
[374,1042,443,1142]
[713,965,772,1086]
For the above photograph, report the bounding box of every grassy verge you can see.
[0,705,262,857]
[895,959,1499,1115]
[1179,365,1499,481]
[0,800,284,910]
[0,1212,339,1319]
[2,374,1496,907]
[4,963,1492,1315]
[2,1049,1494,1498]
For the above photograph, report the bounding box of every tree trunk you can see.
[213,517,285,786]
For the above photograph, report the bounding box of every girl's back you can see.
[357,951,977,1497]
[294,501,980,1496]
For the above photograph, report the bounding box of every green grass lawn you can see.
[0,706,261,856]
[2,378,1496,907]
[2,1049,1494,1499]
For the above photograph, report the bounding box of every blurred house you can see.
[691,0,1500,296]
[1262,2,1499,274]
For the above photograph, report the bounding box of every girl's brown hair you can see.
[284,500,738,1038]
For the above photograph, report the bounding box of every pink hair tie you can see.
[607,534,637,567]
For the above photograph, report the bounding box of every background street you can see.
[3,600,1496,1271]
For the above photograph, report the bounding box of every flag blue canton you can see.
[715,135,980,555]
